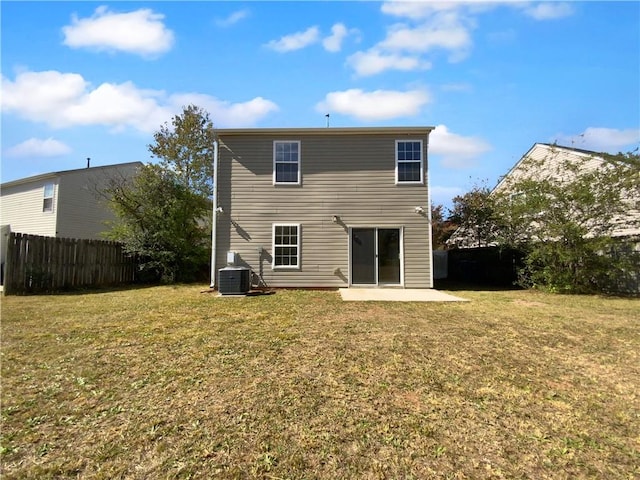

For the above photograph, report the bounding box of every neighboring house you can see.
[213,127,435,288]
[1,162,142,240]
[495,143,640,238]
[448,142,640,248]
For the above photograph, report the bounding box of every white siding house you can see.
[493,143,640,239]
[448,143,640,248]
[1,162,142,240]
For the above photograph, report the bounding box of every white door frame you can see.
[348,226,404,287]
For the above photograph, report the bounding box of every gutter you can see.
[215,126,435,136]
[209,137,219,288]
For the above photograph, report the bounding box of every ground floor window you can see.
[273,224,300,268]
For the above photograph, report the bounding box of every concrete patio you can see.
[339,288,468,302]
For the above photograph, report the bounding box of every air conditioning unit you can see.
[218,267,250,295]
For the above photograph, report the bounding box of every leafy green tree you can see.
[105,105,215,282]
[430,204,457,250]
[448,183,498,248]
[105,165,210,282]
[149,104,215,198]
[492,149,640,293]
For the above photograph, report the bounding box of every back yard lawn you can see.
[1,286,638,479]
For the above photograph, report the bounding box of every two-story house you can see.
[1,162,142,241]
[212,127,435,289]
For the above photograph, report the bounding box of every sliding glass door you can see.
[350,228,401,285]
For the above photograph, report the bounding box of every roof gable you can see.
[493,143,605,193]
[1,162,143,189]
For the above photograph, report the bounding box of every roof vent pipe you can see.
[87,157,91,168]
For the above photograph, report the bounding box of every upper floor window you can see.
[43,183,54,212]
[396,140,424,184]
[274,141,301,185]
[273,223,301,269]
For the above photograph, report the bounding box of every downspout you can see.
[210,137,219,288]
[426,131,434,288]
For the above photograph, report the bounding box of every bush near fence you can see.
[447,247,524,287]
[447,243,639,294]
[2,233,137,295]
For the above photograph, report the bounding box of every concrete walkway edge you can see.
[339,288,468,302]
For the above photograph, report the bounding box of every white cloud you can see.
[316,88,430,121]
[1,70,169,132]
[265,26,320,52]
[381,1,576,22]
[1,70,279,132]
[322,23,349,52]
[5,138,72,158]
[381,1,540,20]
[380,15,473,59]
[523,2,574,20]
[371,1,574,77]
[556,127,640,153]
[381,1,457,19]
[170,93,278,127]
[348,10,474,75]
[429,124,492,168]
[347,49,431,76]
[216,9,250,27]
[62,6,174,57]
[1,70,88,120]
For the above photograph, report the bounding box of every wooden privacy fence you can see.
[2,233,137,295]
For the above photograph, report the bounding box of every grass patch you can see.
[1,286,639,479]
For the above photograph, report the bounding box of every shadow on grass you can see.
[436,280,639,298]
[7,282,176,297]
[435,279,523,292]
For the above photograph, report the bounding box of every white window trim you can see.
[395,139,424,185]
[273,140,301,185]
[272,223,301,270]
[43,183,55,213]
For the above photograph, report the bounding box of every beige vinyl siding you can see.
[0,180,58,237]
[216,132,432,288]
[56,164,139,240]
[1,162,141,240]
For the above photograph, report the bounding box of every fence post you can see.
[3,233,15,295]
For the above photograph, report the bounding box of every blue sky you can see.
[2,1,639,207]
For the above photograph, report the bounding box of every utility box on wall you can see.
[218,266,250,295]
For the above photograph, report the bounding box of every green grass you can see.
[1,286,639,479]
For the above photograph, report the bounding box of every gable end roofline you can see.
[538,142,604,157]
[215,126,435,136]
[492,142,606,193]
[1,161,143,189]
